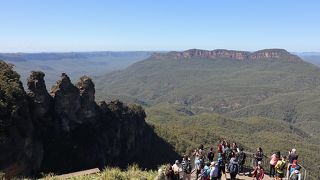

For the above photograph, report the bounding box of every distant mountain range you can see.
[0,52,153,88]
[96,49,319,111]
[96,48,320,135]
[0,50,319,90]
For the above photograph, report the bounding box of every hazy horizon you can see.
[0,49,320,54]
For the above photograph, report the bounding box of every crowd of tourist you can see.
[157,140,302,180]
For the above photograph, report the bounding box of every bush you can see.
[42,165,157,180]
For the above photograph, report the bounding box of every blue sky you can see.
[0,0,319,52]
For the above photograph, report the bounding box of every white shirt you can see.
[172,164,181,173]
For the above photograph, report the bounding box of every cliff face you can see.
[0,61,179,178]
[151,48,303,62]
[0,62,35,177]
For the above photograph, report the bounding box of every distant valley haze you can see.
[1,49,320,90]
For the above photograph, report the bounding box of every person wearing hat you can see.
[251,161,265,180]
[172,160,181,180]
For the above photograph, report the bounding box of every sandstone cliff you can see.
[151,48,303,62]
[0,61,179,178]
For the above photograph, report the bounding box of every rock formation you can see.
[51,73,81,132]
[0,61,179,178]
[76,76,97,123]
[151,48,303,62]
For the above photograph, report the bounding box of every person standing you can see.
[217,140,224,154]
[228,153,239,180]
[238,147,246,174]
[254,147,264,166]
[200,162,211,180]
[172,160,181,180]
[181,155,192,180]
[207,147,215,162]
[210,161,221,180]
[232,142,240,153]
[224,144,232,170]
[289,159,301,180]
[275,156,287,180]
[270,151,280,177]
[165,164,175,180]
[288,149,299,164]
[217,153,226,179]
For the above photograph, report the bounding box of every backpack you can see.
[201,167,210,178]
[276,161,286,172]
[199,158,205,167]
[211,166,220,178]
[184,161,192,174]
[225,148,232,160]
[207,151,214,160]
[238,151,246,163]
[229,163,238,174]
[279,161,286,171]
[218,157,224,167]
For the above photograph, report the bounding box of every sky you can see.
[0,0,319,52]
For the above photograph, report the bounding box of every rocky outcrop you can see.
[51,73,81,132]
[0,61,179,178]
[27,71,53,129]
[249,49,302,61]
[151,48,303,62]
[76,76,97,123]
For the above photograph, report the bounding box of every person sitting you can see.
[251,161,265,180]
